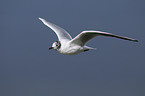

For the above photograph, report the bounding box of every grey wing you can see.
[70,31,138,46]
[39,18,72,41]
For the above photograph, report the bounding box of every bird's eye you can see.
[56,44,59,46]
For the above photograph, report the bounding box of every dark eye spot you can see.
[55,41,61,49]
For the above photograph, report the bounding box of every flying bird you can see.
[39,18,138,55]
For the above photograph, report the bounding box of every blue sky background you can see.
[0,0,145,96]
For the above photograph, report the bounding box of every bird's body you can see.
[51,40,92,55]
[39,18,138,55]
[58,44,83,55]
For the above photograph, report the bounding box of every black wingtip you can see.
[133,39,138,42]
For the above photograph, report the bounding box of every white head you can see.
[49,41,61,50]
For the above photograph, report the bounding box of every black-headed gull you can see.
[39,18,138,55]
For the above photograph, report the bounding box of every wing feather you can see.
[70,31,138,46]
[39,18,72,41]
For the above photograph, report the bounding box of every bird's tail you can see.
[84,46,97,50]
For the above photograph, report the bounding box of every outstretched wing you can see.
[70,31,138,46]
[39,18,72,42]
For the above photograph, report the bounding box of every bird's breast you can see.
[58,45,83,55]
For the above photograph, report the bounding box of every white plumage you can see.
[39,18,138,55]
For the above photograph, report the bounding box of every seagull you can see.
[39,17,138,55]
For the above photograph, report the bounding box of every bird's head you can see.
[49,41,61,50]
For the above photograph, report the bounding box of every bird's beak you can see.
[48,47,53,50]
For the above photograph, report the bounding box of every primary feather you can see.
[70,31,138,46]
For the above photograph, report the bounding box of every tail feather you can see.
[84,46,97,50]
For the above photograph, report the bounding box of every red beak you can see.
[49,47,53,50]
